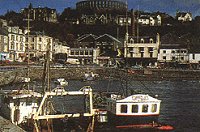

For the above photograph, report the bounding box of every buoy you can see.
[156,125,174,130]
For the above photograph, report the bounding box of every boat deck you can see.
[0,116,26,132]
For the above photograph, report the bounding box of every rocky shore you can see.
[1,67,200,86]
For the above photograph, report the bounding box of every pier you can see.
[0,116,25,132]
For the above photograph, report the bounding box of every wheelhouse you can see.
[107,94,161,116]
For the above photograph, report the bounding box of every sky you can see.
[0,0,200,17]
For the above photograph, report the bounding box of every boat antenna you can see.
[25,7,31,91]
[136,5,139,43]
[42,39,51,92]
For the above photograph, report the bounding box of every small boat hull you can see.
[107,111,159,126]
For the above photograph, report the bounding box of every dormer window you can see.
[141,39,144,43]
[150,38,153,43]
[130,38,134,44]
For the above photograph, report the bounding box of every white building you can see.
[158,44,189,64]
[69,48,100,64]
[0,27,9,61]
[26,31,53,61]
[124,33,160,66]
[176,12,192,22]
[53,40,70,55]
[189,52,200,69]
[138,14,161,26]
[7,26,26,62]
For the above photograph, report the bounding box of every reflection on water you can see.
[3,80,200,131]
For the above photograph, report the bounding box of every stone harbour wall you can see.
[1,67,200,86]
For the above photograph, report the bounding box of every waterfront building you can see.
[158,33,189,68]
[25,31,53,61]
[76,33,121,65]
[76,34,97,48]
[124,33,160,66]
[0,27,9,61]
[21,3,57,23]
[7,26,26,62]
[69,47,100,64]
[158,44,188,66]
[53,39,70,61]
[189,52,200,69]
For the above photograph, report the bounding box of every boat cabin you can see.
[106,94,161,116]
[0,90,42,125]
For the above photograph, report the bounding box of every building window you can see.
[140,39,144,43]
[32,38,34,42]
[142,104,148,113]
[20,43,23,51]
[20,36,23,42]
[150,39,153,43]
[148,47,153,52]
[141,53,144,58]
[172,56,175,60]
[38,44,41,50]
[71,51,74,55]
[181,57,184,60]
[120,105,127,113]
[193,54,195,60]
[31,44,34,50]
[39,37,42,42]
[151,104,157,113]
[85,50,88,55]
[130,38,134,43]
[163,56,166,60]
[132,105,138,113]
[139,47,144,52]
[150,53,153,58]
[89,50,93,55]
[16,43,18,51]
[80,50,83,55]
[163,50,166,53]
[11,42,14,49]
[11,35,14,41]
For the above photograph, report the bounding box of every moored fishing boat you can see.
[94,93,173,131]
[106,94,161,126]
[0,89,42,126]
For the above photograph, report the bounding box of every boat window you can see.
[142,104,148,113]
[14,99,20,106]
[26,98,32,106]
[151,104,157,112]
[120,104,127,113]
[131,104,138,113]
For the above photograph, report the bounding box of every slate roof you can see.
[96,34,121,43]
[0,27,8,36]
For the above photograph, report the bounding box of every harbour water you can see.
[2,79,200,132]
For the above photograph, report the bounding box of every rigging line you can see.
[134,74,154,95]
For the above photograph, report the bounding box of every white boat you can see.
[84,72,99,81]
[0,89,42,125]
[105,94,161,127]
[54,78,68,86]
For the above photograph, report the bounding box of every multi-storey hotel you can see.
[21,4,57,23]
